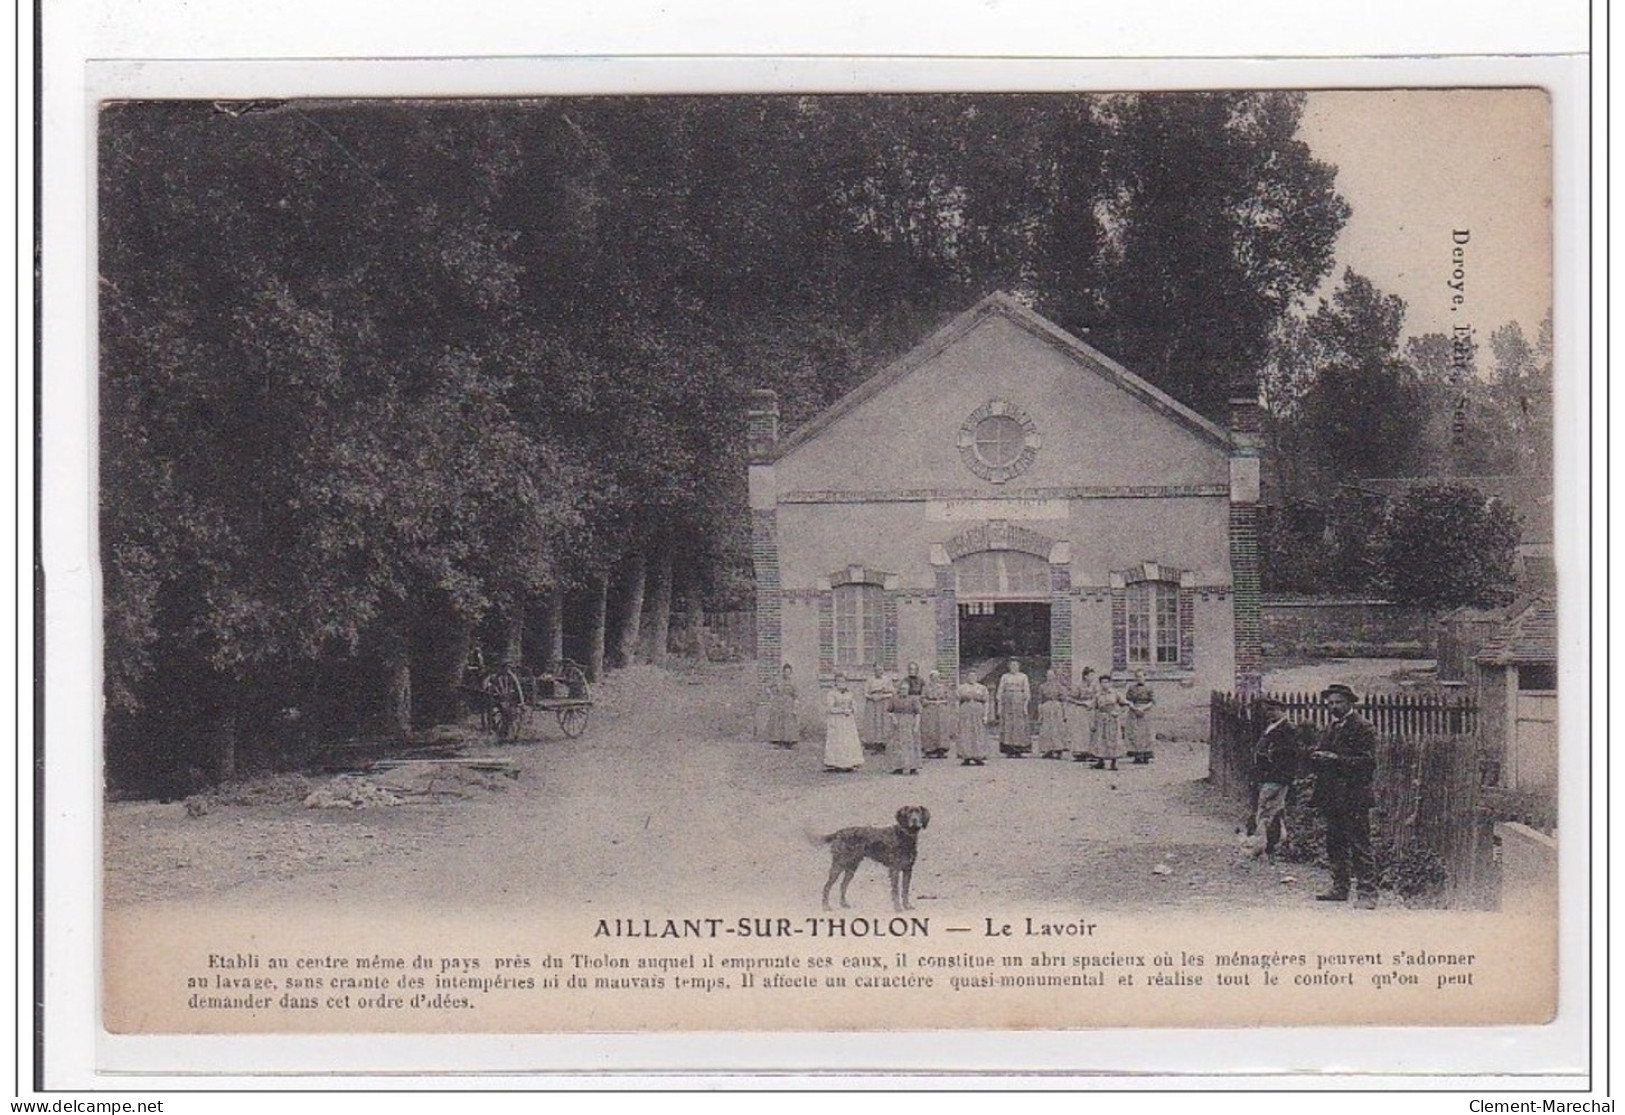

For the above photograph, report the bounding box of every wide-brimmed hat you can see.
[1321,683,1358,701]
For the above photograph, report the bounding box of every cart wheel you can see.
[488,669,525,742]
[557,706,589,739]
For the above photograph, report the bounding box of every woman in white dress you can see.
[822,677,864,772]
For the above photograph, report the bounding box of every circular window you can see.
[957,400,1040,483]
[972,414,1026,470]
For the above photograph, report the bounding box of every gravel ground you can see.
[105,662,1362,914]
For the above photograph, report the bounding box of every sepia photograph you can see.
[92,83,1564,1041]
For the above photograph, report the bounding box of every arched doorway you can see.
[955,549,1053,704]
[931,522,1071,710]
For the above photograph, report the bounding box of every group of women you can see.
[1027,662,1158,770]
[765,658,1158,776]
[834,662,956,776]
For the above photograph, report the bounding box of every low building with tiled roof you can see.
[1468,594,1556,793]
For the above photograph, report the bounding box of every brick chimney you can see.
[1229,394,1262,451]
[747,389,780,464]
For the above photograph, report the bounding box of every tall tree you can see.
[1085,92,1349,419]
[100,101,586,776]
[1487,318,1555,477]
[1376,483,1521,610]
[1295,269,1427,483]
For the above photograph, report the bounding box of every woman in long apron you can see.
[919,670,951,758]
[1124,669,1157,763]
[1037,668,1070,759]
[889,669,924,775]
[954,670,992,766]
[1091,674,1129,770]
[860,665,895,754]
[1069,666,1099,762]
[822,677,865,772]
[765,663,799,748]
[995,658,1032,757]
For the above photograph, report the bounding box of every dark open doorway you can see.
[958,601,1050,717]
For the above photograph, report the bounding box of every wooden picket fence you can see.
[1228,690,1477,738]
[1210,691,1493,904]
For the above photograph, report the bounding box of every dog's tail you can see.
[803,824,834,848]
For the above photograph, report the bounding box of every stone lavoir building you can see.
[748,293,1263,708]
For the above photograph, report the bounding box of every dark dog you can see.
[820,805,931,912]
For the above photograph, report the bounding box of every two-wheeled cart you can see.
[464,652,592,742]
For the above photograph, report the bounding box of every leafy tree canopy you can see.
[1376,483,1522,611]
[98,91,1353,779]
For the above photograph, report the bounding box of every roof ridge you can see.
[766,292,1231,462]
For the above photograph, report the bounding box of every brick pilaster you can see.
[881,590,899,673]
[752,509,782,684]
[934,565,958,679]
[1178,583,1196,670]
[1049,564,1073,681]
[1110,586,1128,674]
[1229,393,1263,696]
[1229,504,1263,695]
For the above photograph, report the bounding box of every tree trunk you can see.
[614,553,647,668]
[502,604,525,668]
[681,586,707,661]
[443,620,474,723]
[214,706,238,784]
[381,624,413,744]
[586,574,609,682]
[644,550,674,666]
[546,586,565,671]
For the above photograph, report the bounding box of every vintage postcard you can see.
[89,73,1571,1062]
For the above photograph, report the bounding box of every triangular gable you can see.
[767,292,1232,463]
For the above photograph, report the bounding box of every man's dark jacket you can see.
[1309,711,1377,811]
[1253,716,1298,784]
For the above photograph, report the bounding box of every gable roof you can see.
[766,292,1232,463]
[1474,595,1557,666]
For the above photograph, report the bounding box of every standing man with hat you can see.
[1252,696,1298,862]
[1310,683,1378,907]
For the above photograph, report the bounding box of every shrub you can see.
[1373,839,1451,901]
[1275,777,1327,865]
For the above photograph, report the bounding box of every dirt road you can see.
[104,663,1332,915]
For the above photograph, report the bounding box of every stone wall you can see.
[1260,597,1436,660]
